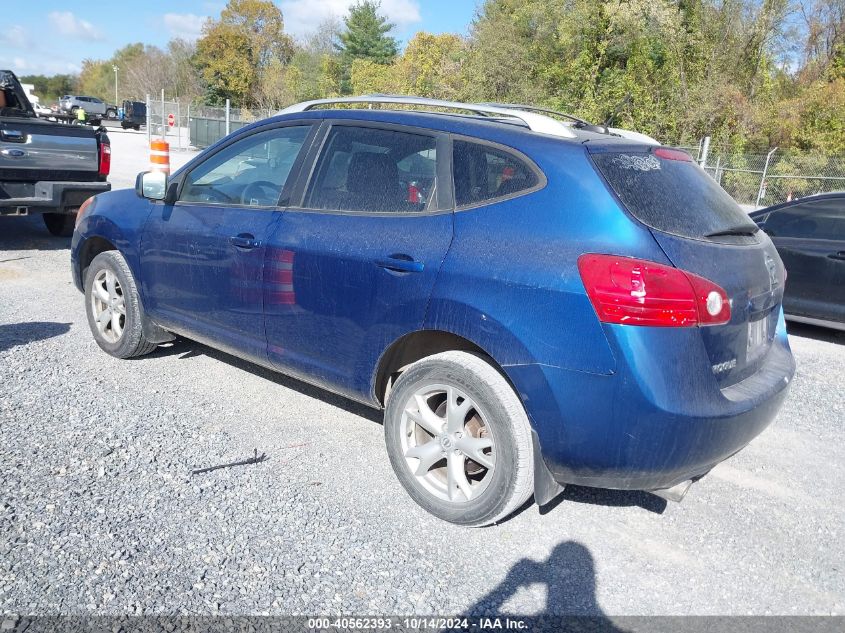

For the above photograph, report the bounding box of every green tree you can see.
[287,17,343,101]
[350,58,397,94]
[396,32,466,99]
[337,1,398,92]
[18,74,76,103]
[194,0,294,106]
[194,22,255,105]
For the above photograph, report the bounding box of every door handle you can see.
[828,251,845,261]
[229,234,261,249]
[375,255,424,273]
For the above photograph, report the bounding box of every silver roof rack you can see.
[479,102,659,144]
[278,95,578,139]
[477,102,592,127]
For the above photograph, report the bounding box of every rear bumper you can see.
[507,313,795,492]
[0,181,110,215]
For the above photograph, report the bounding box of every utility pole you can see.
[112,65,119,106]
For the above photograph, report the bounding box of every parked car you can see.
[750,192,845,331]
[1,70,111,236]
[120,100,146,130]
[32,102,53,117]
[71,96,794,526]
[60,95,118,120]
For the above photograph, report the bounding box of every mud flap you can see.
[532,429,565,506]
[142,314,176,344]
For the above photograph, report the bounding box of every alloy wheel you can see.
[90,269,126,343]
[400,383,496,503]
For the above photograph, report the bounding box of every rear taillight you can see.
[577,254,731,327]
[98,142,111,177]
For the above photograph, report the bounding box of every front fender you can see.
[72,189,152,292]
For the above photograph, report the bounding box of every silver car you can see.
[60,95,117,119]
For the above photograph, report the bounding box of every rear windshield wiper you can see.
[705,224,760,238]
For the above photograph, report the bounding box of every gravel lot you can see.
[1,135,844,617]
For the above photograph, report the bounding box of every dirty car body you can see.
[71,102,795,523]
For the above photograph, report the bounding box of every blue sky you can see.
[0,0,479,76]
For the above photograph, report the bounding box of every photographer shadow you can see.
[467,541,627,633]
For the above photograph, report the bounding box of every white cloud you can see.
[0,55,80,76]
[48,11,105,41]
[0,25,29,49]
[280,0,422,38]
[163,13,209,41]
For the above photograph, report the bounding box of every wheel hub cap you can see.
[90,269,126,344]
[400,384,496,504]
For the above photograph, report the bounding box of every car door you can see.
[764,198,845,324]
[88,98,105,115]
[263,122,453,400]
[140,123,315,361]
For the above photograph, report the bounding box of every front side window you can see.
[305,126,438,213]
[452,140,539,207]
[765,200,845,240]
[180,125,311,206]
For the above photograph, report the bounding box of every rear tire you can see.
[106,109,117,120]
[42,212,75,237]
[84,251,158,359]
[384,351,534,526]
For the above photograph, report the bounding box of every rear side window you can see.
[592,150,754,240]
[452,140,539,207]
[305,125,438,213]
[765,200,845,240]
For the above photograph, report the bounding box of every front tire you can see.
[384,351,534,526]
[43,212,75,237]
[84,251,157,358]
[106,109,117,120]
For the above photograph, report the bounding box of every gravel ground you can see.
[1,206,844,617]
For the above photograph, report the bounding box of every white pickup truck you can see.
[1,70,111,236]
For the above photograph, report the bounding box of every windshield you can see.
[591,150,755,240]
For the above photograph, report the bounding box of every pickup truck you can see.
[1,70,111,236]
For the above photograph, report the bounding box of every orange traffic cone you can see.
[149,139,170,176]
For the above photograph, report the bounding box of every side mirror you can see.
[136,171,167,201]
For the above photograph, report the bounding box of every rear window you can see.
[591,150,753,240]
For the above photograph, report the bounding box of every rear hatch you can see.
[590,145,785,388]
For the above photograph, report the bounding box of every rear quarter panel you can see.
[425,136,667,374]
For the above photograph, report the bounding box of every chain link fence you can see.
[188,103,280,148]
[677,141,845,209]
[145,96,190,151]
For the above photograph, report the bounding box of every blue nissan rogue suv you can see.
[71,96,795,526]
